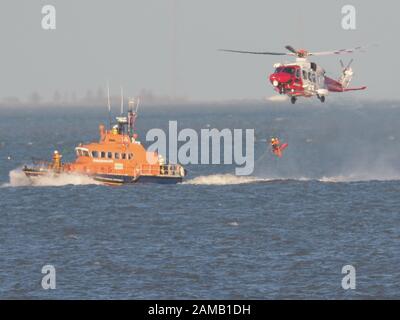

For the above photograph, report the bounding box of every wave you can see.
[184,172,400,185]
[318,173,400,183]
[2,169,100,187]
[183,174,270,185]
[4,169,399,188]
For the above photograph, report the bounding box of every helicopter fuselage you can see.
[268,58,365,104]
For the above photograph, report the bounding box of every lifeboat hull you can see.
[22,167,183,185]
[93,173,183,185]
[22,167,52,177]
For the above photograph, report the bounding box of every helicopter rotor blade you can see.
[310,46,366,56]
[285,45,298,54]
[220,44,371,58]
[219,49,288,55]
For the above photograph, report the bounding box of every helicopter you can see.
[220,45,367,104]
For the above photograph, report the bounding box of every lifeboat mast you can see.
[110,85,140,141]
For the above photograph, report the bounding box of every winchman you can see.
[270,137,288,158]
[270,137,280,153]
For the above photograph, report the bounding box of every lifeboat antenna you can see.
[128,98,133,137]
[136,97,140,114]
[120,86,124,115]
[107,82,112,129]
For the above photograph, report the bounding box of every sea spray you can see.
[3,169,100,187]
[183,174,269,185]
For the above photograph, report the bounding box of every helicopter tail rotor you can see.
[339,59,355,88]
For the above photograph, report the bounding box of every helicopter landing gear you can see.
[317,95,325,103]
[290,96,297,104]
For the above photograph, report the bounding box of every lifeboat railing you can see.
[32,159,53,170]
[31,159,53,168]
[139,164,182,177]
[30,159,71,172]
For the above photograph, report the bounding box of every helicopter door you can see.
[295,68,301,79]
[294,68,301,88]
[302,69,307,82]
[302,68,312,92]
[309,72,317,92]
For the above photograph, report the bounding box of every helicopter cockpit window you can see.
[295,69,300,78]
[282,67,295,74]
[275,67,283,73]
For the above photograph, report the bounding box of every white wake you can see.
[183,174,270,185]
[2,169,100,187]
[5,169,399,188]
[183,172,400,185]
[318,173,400,183]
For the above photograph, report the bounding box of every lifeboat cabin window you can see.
[114,153,120,160]
[122,153,126,160]
[76,149,89,157]
[128,153,134,160]
[91,151,99,158]
[101,151,106,158]
[107,152,112,159]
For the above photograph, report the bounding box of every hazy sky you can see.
[0,0,397,101]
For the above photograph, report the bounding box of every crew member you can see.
[111,125,119,135]
[53,150,62,170]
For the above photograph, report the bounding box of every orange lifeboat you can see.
[23,98,186,185]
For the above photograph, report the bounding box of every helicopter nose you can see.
[270,76,279,87]
[269,73,291,86]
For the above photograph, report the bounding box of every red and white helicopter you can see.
[220,45,367,104]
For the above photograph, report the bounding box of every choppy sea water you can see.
[0,101,400,299]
